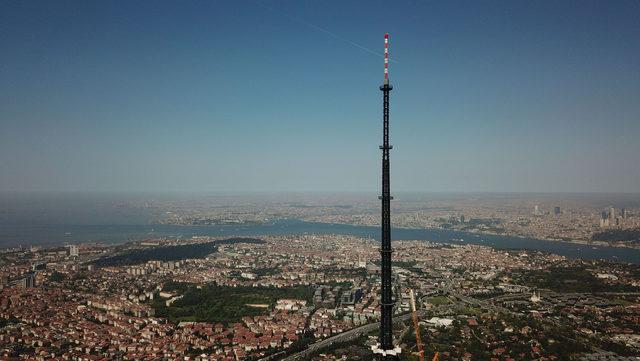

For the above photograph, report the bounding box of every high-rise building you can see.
[554,207,561,215]
[609,207,616,220]
[69,245,79,257]
[357,255,367,268]
[622,208,627,219]
[20,273,36,288]
[600,210,610,228]
[534,205,541,216]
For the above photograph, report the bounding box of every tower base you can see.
[371,343,401,359]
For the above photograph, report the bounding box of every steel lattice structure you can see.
[372,32,401,361]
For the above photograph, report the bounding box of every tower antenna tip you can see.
[383,33,389,85]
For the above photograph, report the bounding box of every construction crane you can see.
[409,289,425,361]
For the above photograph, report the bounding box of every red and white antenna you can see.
[384,33,389,85]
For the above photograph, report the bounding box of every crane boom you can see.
[409,289,426,361]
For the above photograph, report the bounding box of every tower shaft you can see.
[380,82,393,351]
[374,32,400,361]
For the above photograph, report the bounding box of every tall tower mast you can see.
[372,32,401,360]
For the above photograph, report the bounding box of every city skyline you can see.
[2,1,640,193]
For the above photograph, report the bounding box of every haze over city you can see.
[2,1,639,193]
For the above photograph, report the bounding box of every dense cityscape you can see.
[159,195,640,249]
[1,196,640,360]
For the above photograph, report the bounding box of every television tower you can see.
[371,32,401,360]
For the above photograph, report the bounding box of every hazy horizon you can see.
[2,1,639,193]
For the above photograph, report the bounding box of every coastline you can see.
[284,219,640,250]
[2,219,639,264]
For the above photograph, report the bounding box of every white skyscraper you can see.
[69,245,79,257]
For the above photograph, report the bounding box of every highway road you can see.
[267,282,615,360]
[277,311,418,361]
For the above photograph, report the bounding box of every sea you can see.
[1,192,639,264]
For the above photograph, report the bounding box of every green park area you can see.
[152,284,313,325]
[425,295,452,306]
[92,238,264,267]
[518,266,635,293]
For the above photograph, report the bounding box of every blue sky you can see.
[1,1,639,192]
